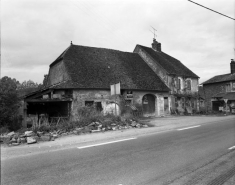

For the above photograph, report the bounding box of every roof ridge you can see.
[71,44,134,54]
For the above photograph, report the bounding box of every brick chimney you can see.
[231,59,235,74]
[152,38,161,52]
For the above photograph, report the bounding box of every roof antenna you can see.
[150,26,157,39]
[71,41,73,45]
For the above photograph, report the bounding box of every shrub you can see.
[76,106,104,127]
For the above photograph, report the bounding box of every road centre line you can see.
[77,138,137,149]
[228,146,235,150]
[177,125,201,131]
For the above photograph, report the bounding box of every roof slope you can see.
[136,45,199,78]
[50,44,169,91]
[202,73,235,85]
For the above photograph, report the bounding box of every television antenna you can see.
[150,26,157,39]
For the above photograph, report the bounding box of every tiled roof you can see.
[202,73,235,85]
[50,45,169,91]
[136,45,199,78]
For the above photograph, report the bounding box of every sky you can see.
[1,0,234,84]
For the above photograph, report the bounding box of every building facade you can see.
[24,43,170,126]
[134,39,200,114]
[202,59,235,113]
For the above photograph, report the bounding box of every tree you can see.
[0,76,21,130]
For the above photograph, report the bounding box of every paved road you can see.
[2,118,235,185]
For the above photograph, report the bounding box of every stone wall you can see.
[47,61,70,86]
[71,89,168,120]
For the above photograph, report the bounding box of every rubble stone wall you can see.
[71,89,168,120]
[71,89,115,120]
[47,61,70,86]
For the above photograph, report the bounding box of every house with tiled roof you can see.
[202,59,235,113]
[24,42,170,126]
[134,39,200,114]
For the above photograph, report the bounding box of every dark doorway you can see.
[95,102,103,112]
[164,97,169,113]
[212,101,223,111]
[142,94,155,114]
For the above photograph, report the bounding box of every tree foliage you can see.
[0,76,21,130]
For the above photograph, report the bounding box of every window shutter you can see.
[178,79,181,90]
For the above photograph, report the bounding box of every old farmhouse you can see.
[23,39,200,126]
[24,42,170,126]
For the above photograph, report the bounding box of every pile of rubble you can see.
[0,119,148,146]
[1,130,58,146]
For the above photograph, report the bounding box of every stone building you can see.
[24,43,170,126]
[134,39,200,114]
[202,59,235,113]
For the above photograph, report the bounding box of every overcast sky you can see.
[1,0,234,84]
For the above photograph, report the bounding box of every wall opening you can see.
[142,94,156,114]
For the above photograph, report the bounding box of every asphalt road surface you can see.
[2,118,235,185]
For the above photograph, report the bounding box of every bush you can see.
[76,106,104,127]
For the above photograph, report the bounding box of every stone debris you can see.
[7,131,15,137]
[1,118,148,147]
[25,131,34,137]
[27,137,37,144]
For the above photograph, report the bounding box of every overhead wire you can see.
[188,0,235,20]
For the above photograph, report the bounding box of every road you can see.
[1,118,235,185]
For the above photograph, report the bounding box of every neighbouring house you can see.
[201,59,235,113]
[23,42,170,127]
[134,39,200,114]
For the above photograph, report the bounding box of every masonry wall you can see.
[203,82,227,111]
[71,89,169,120]
[47,61,70,86]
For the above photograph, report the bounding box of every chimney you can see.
[231,59,235,74]
[152,38,161,52]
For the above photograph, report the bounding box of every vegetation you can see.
[0,76,21,131]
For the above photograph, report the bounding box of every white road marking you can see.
[177,125,201,131]
[228,146,235,150]
[78,138,137,149]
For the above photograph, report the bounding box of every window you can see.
[178,78,181,90]
[126,91,133,99]
[226,84,231,92]
[186,80,191,90]
[85,101,94,107]
[95,102,103,112]
[232,82,235,91]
